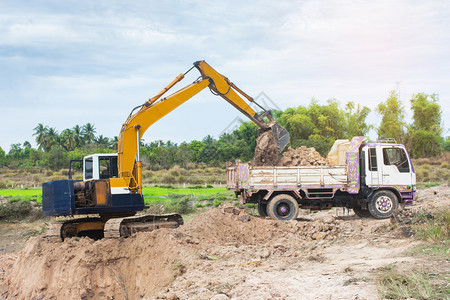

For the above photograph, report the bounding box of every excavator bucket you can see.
[270,123,290,152]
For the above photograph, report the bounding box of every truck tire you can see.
[368,190,398,219]
[257,201,268,217]
[353,206,371,218]
[267,194,299,221]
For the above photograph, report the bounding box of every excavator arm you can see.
[115,60,290,193]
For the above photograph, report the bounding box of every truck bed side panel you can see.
[231,166,348,189]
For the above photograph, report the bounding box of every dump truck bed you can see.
[227,162,348,191]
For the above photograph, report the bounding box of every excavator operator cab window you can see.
[99,156,119,179]
[85,158,93,180]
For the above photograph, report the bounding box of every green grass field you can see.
[142,186,232,203]
[0,187,233,204]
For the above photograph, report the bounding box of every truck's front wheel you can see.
[267,194,299,221]
[368,190,398,219]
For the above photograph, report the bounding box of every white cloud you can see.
[0,0,449,151]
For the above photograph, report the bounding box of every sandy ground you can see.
[0,185,449,299]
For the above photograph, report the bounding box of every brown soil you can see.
[252,130,280,166]
[279,146,327,166]
[1,185,449,299]
[252,131,327,167]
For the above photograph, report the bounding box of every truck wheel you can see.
[267,194,299,221]
[368,190,398,219]
[257,201,268,217]
[353,206,371,218]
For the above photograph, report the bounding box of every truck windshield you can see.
[383,148,410,173]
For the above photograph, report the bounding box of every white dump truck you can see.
[226,137,416,220]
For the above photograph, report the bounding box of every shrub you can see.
[411,209,449,242]
[60,169,69,176]
[164,197,195,214]
[377,267,444,299]
[142,170,154,179]
[169,168,181,177]
[161,174,177,184]
[0,201,33,221]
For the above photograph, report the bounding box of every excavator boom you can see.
[118,60,290,192]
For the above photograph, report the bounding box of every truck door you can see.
[364,146,381,186]
[380,146,412,186]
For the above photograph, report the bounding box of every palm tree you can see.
[111,136,119,150]
[33,123,48,150]
[72,125,84,148]
[82,123,96,144]
[45,127,59,151]
[60,129,76,151]
[95,135,111,148]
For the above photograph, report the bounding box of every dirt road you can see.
[1,185,448,299]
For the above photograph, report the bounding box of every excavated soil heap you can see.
[0,208,355,299]
[252,130,280,166]
[252,129,327,167]
[279,146,327,166]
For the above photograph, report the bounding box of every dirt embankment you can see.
[1,185,449,299]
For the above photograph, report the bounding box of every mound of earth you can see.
[252,130,327,167]
[0,207,377,299]
[279,146,327,166]
[252,130,280,166]
[1,185,449,299]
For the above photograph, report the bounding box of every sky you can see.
[0,0,449,151]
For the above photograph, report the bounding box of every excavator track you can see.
[45,217,106,241]
[104,213,184,238]
[44,214,183,241]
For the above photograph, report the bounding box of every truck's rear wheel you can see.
[368,190,398,219]
[267,194,299,221]
[353,206,371,218]
[257,201,268,217]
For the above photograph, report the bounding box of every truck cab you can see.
[361,143,416,205]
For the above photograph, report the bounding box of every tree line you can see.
[0,90,448,170]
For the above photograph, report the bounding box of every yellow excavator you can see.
[42,60,290,240]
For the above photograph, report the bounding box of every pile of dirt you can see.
[279,146,328,166]
[2,229,183,299]
[252,130,327,167]
[252,130,280,166]
[0,206,391,299]
[3,183,450,299]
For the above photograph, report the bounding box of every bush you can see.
[377,266,445,299]
[407,130,442,158]
[164,197,195,214]
[161,174,177,184]
[142,170,154,179]
[411,209,449,242]
[0,201,34,221]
